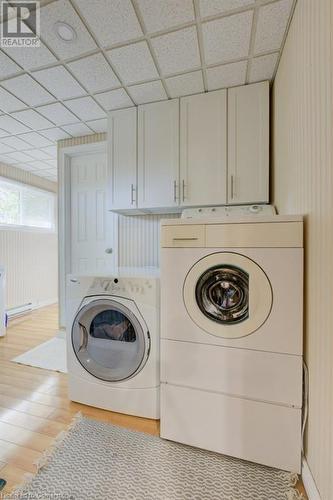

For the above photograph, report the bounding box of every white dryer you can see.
[160,206,303,473]
[66,268,160,419]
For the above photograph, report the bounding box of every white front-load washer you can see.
[160,208,303,473]
[66,268,159,419]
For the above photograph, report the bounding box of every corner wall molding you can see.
[302,458,321,500]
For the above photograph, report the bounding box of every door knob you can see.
[105,248,113,254]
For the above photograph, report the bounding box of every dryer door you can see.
[72,298,150,382]
[183,252,273,339]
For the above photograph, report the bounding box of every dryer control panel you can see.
[89,277,155,296]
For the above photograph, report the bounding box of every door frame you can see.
[58,141,118,328]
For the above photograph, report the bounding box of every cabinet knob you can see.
[105,248,113,254]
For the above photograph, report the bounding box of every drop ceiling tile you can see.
[68,53,120,93]
[202,11,253,65]
[33,66,86,99]
[199,0,255,18]
[0,136,31,150]
[0,155,20,164]
[0,87,27,112]
[0,51,22,79]
[1,74,54,106]
[0,154,11,163]
[11,109,54,130]
[2,27,57,70]
[0,143,14,154]
[38,167,57,176]
[44,159,57,168]
[206,60,247,90]
[24,149,53,160]
[36,102,79,126]
[249,53,279,83]
[41,145,57,157]
[14,163,37,171]
[64,96,106,120]
[5,151,35,162]
[74,0,142,47]
[85,119,108,133]
[127,81,167,104]
[0,129,8,138]
[39,0,97,60]
[137,0,194,33]
[0,115,30,134]
[28,160,51,170]
[62,122,93,136]
[39,128,71,141]
[18,132,53,148]
[94,89,133,111]
[151,26,201,75]
[107,41,158,85]
[165,70,204,97]
[36,169,57,179]
[254,0,293,55]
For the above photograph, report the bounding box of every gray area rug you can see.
[10,415,303,500]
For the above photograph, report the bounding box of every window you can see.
[0,177,56,230]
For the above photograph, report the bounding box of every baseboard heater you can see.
[7,303,33,319]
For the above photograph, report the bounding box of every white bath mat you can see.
[12,331,67,373]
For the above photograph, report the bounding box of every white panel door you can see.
[138,99,179,209]
[180,90,227,207]
[228,81,269,204]
[108,107,137,210]
[71,152,117,274]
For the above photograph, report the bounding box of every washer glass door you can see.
[196,265,249,324]
[183,252,272,338]
[72,298,149,382]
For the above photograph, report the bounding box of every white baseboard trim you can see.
[302,458,321,500]
[32,298,58,310]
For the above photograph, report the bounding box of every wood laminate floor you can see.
[0,304,307,498]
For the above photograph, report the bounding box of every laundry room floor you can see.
[0,305,306,498]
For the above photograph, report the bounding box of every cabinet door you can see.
[108,107,137,210]
[180,90,227,207]
[228,81,269,204]
[138,99,179,209]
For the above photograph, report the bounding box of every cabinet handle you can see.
[182,179,186,202]
[131,184,135,205]
[230,175,234,200]
[173,180,177,203]
[173,237,198,241]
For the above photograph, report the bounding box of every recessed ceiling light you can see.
[54,21,77,43]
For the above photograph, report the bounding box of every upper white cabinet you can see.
[107,83,269,214]
[108,107,137,211]
[138,99,179,209]
[180,90,227,207]
[228,81,269,204]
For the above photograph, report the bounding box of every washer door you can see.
[72,298,150,382]
[183,252,272,338]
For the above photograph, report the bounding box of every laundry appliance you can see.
[66,268,160,419]
[160,206,303,472]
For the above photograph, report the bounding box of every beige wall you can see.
[0,164,58,310]
[272,1,333,498]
